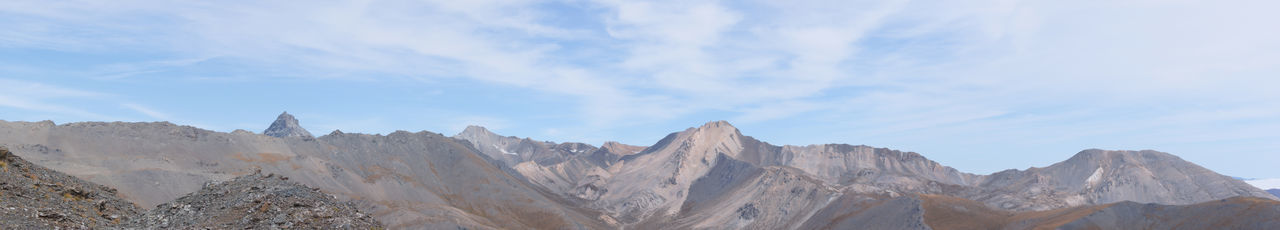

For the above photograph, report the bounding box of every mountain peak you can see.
[700,120,734,128]
[263,111,313,139]
[461,125,493,135]
[1065,149,1179,165]
[456,125,501,140]
[695,120,739,133]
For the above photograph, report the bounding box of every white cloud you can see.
[0,78,111,120]
[3,0,1280,177]
[121,103,172,121]
[1247,178,1280,190]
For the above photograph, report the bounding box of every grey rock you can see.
[117,172,382,229]
[262,111,313,139]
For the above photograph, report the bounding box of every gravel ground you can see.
[117,171,382,229]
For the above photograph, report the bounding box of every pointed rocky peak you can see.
[689,120,747,143]
[263,111,314,139]
[625,120,747,160]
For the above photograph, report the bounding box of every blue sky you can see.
[2,0,1279,178]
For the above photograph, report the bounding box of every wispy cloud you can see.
[2,0,1279,176]
[121,103,172,121]
[0,78,111,120]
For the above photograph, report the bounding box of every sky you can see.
[1,0,1278,178]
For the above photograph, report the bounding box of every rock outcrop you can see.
[262,111,313,139]
[119,172,381,229]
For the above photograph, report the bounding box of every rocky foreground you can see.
[0,146,141,229]
[119,172,381,229]
[0,146,382,229]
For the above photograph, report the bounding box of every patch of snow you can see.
[493,144,516,155]
[1063,195,1087,206]
[1086,167,1104,185]
[1246,178,1280,190]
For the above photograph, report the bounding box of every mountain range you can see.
[0,112,1276,229]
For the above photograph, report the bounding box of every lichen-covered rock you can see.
[0,146,142,229]
[118,172,381,229]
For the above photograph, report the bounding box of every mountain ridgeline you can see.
[0,113,1276,229]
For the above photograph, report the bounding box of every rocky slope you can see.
[119,172,381,229]
[1271,189,1280,198]
[975,149,1274,211]
[656,155,842,229]
[262,111,313,139]
[0,146,142,229]
[455,126,646,203]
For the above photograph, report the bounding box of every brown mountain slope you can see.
[918,193,1280,230]
[1051,196,1280,229]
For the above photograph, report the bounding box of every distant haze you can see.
[1247,178,1280,190]
[1,0,1278,179]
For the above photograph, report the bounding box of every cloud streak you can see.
[1,0,1279,177]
